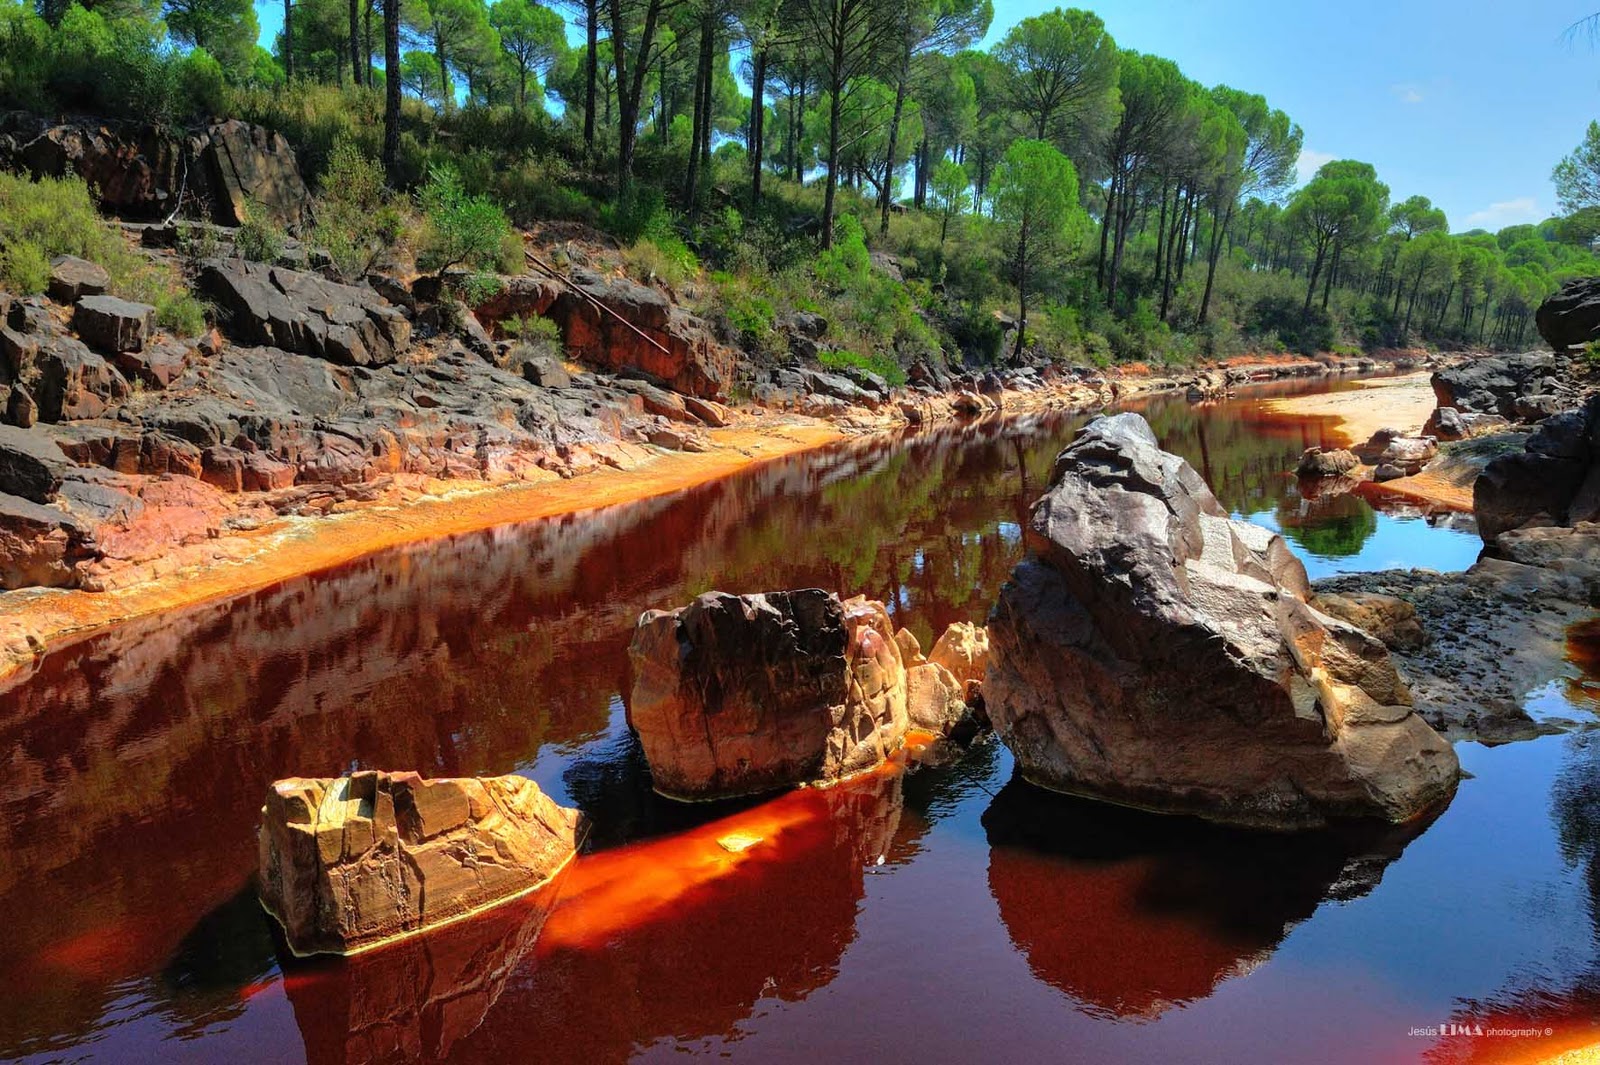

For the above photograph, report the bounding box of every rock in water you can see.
[627,590,909,800]
[985,413,1459,831]
[257,771,583,957]
[1296,446,1359,478]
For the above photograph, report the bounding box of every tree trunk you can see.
[1303,240,1326,312]
[435,28,451,113]
[1096,168,1115,292]
[363,0,374,86]
[610,0,663,196]
[820,36,844,249]
[584,0,598,153]
[878,36,911,236]
[284,0,294,79]
[1321,239,1339,311]
[349,0,363,85]
[683,14,712,204]
[1013,221,1029,360]
[914,136,929,206]
[749,46,766,207]
[1199,199,1232,326]
[382,0,399,179]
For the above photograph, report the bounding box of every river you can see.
[0,378,1594,1064]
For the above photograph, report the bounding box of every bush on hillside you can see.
[0,171,205,334]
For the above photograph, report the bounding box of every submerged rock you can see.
[1296,446,1359,478]
[985,413,1459,831]
[257,770,583,957]
[627,590,910,800]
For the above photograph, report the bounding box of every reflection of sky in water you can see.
[1244,507,1483,581]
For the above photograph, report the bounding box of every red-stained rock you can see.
[0,491,94,589]
[474,273,737,400]
[627,589,909,800]
[257,770,583,957]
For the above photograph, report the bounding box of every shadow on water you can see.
[981,775,1432,1023]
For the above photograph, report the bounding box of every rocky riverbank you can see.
[0,231,1441,682]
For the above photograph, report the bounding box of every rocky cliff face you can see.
[2,116,310,228]
[257,770,583,957]
[985,413,1460,830]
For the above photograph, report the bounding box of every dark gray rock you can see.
[0,424,72,502]
[47,255,109,303]
[985,412,1458,830]
[74,295,154,354]
[199,259,411,367]
[1536,276,1600,352]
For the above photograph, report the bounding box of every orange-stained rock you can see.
[257,770,583,957]
[893,627,926,667]
[627,590,908,801]
[928,621,990,687]
[906,661,967,735]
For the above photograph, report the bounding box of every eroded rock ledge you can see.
[257,770,583,957]
[985,413,1460,831]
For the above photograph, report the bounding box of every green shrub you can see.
[0,171,204,335]
[502,315,561,342]
[815,214,871,291]
[235,202,286,263]
[312,143,411,280]
[1583,339,1600,368]
[623,237,698,287]
[416,164,513,276]
[818,348,907,388]
[0,239,48,294]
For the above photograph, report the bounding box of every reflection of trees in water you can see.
[1424,730,1600,1063]
[982,777,1424,1022]
[1275,489,1380,558]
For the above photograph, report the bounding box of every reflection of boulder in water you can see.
[982,778,1422,1020]
[443,769,913,1063]
[157,887,278,1040]
[283,884,559,1065]
[1276,489,1379,558]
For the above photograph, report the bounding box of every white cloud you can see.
[1463,197,1541,230]
[1295,148,1337,186]
[1391,83,1425,104]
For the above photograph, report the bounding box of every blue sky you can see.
[979,0,1600,231]
[254,0,1600,233]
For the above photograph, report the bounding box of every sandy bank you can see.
[0,420,844,683]
[1258,373,1438,447]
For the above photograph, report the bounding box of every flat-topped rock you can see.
[985,413,1459,831]
[257,770,583,957]
[73,295,154,355]
[627,589,909,800]
[47,255,109,304]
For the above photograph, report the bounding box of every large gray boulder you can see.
[985,413,1460,831]
[199,259,411,367]
[1536,276,1600,353]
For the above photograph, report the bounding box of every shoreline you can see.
[0,358,1439,685]
[0,420,845,685]
[1257,373,1439,449]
